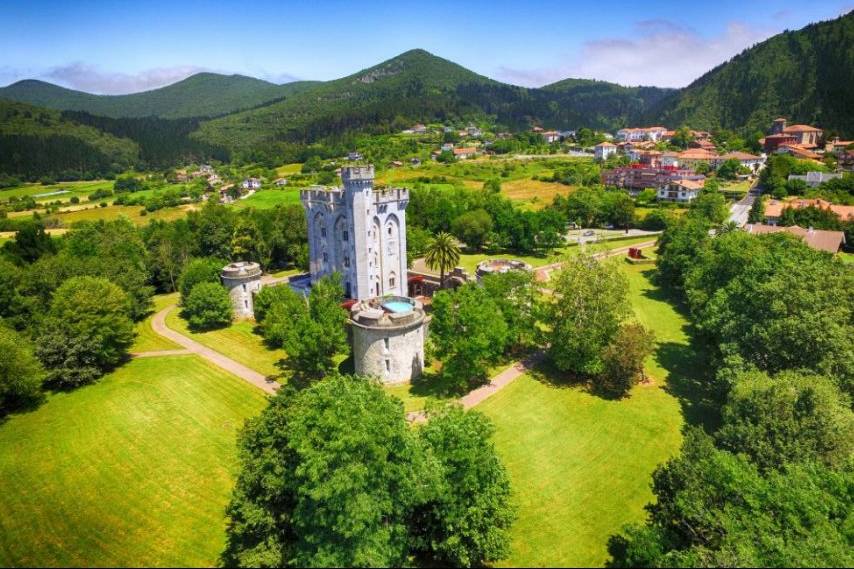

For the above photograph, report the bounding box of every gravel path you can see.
[150,305,280,395]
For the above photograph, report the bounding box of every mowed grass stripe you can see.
[477,264,689,567]
[0,356,266,567]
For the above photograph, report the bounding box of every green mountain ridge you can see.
[191,49,673,158]
[0,73,319,119]
[646,10,854,135]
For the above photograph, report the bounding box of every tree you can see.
[481,270,539,352]
[747,194,765,223]
[179,257,226,303]
[2,220,55,264]
[656,216,710,289]
[598,322,656,397]
[546,255,630,376]
[424,232,460,289]
[688,190,728,225]
[182,282,233,331]
[716,370,854,471]
[222,375,434,568]
[430,284,508,391]
[414,405,515,567]
[260,274,348,379]
[0,326,45,414]
[608,430,853,568]
[451,209,493,251]
[36,276,135,387]
[716,158,742,180]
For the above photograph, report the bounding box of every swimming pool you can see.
[382,300,413,313]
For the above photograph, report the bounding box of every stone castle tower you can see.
[300,165,408,300]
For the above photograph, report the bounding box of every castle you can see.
[300,165,409,300]
[301,166,426,383]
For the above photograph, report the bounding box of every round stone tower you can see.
[350,296,426,384]
[220,261,262,318]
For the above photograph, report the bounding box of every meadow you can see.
[480,263,702,566]
[0,356,267,567]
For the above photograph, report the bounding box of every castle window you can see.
[344,256,350,268]
[244,300,248,309]
[242,283,246,292]
[387,226,392,236]
[389,276,396,287]
[342,231,348,241]
[385,359,390,373]
[322,252,328,263]
[320,227,326,237]
[384,337,389,350]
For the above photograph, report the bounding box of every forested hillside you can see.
[0,101,139,179]
[0,73,319,119]
[647,11,854,135]
[191,49,671,160]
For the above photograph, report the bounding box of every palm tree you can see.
[424,232,460,289]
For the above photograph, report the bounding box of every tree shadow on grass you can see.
[654,341,721,432]
[527,357,591,391]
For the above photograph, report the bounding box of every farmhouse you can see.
[453,147,478,160]
[594,141,617,161]
[763,198,854,225]
[658,178,704,203]
[744,224,845,253]
[541,130,560,143]
[241,178,261,190]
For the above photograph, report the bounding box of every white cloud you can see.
[41,63,210,95]
[496,20,774,88]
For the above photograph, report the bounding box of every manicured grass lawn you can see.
[0,355,267,567]
[165,308,285,379]
[0,180,113,204]
[840,252,854,265]
[473,263,709,567]
[132,293,181,353]
[231,188,302,210]
[274,163,302,177]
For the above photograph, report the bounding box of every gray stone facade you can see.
[221,261,262,318]
[300,166,408,300]
[350,297,426,384]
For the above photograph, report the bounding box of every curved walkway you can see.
[150,305,280,395]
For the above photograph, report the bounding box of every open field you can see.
[165,307,285,379]
[132,293,181,352]
[0,180,114,204]
[45,203,195,226]
[274,163,303,177]
[475,263,706,567]
[0,355,267,567]
[231,188,302,210]
[499,178,575,210]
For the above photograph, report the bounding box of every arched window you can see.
[389,273,396,288]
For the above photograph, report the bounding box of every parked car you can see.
[583,230,595,237]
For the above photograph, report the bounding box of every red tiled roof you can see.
[453,147,477,155]
[764,198,854,221]
[783,124,822,133]
[721,151,761,161]
[745,224,844,253]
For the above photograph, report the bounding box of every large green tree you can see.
[36,276,135,387]
[430,284,508,391]
[546,255,630,376]
[598,322,656,398]
[716,370,854,471]
[182,282,233,331]
[260,274,348,379]
[0,326,45,414]
[178,256,227,303]
[414,405,515,567]
[480,270,540,353]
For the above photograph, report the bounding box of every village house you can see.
[744,224,845,254]
[348,151,364,161]
[241,178,262,190]
[453,147,478,160]
[466,125,482,137]
[771,118,823,147]
[787,172,843,187]
[410,157,421,166]
[661,151,680,168]
[676,148,718,169]
[776,144,822,161]
[440,142,454,152]
[207,174,222,186]
[719,151,764,172]
[763,198,854,225]
[274,178,288,187]
[199,164,214,175]
[541,130,560,144]
[411,123,427,134]
[658,178,704,203]
[616,126,668,142]
[594,141,617,161]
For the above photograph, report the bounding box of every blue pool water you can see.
[383,301,413,313]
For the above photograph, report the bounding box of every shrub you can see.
[182,282,232,331]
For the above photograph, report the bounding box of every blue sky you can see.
[1,0,851,93]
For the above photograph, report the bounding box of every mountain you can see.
[192,49,672,157]
[0,100,139,178]
[0,73,319,119]
[647,11,854,135]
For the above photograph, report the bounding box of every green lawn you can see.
[840,252,854,265]
[43,203,194,227]
[165,308,285,379]
[231,188,301,210]
[0,180,113,204]
[474,263,707,567]
[131,293,181,353]
[0,355,267,567]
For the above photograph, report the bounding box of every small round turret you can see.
[221,261,262,318]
